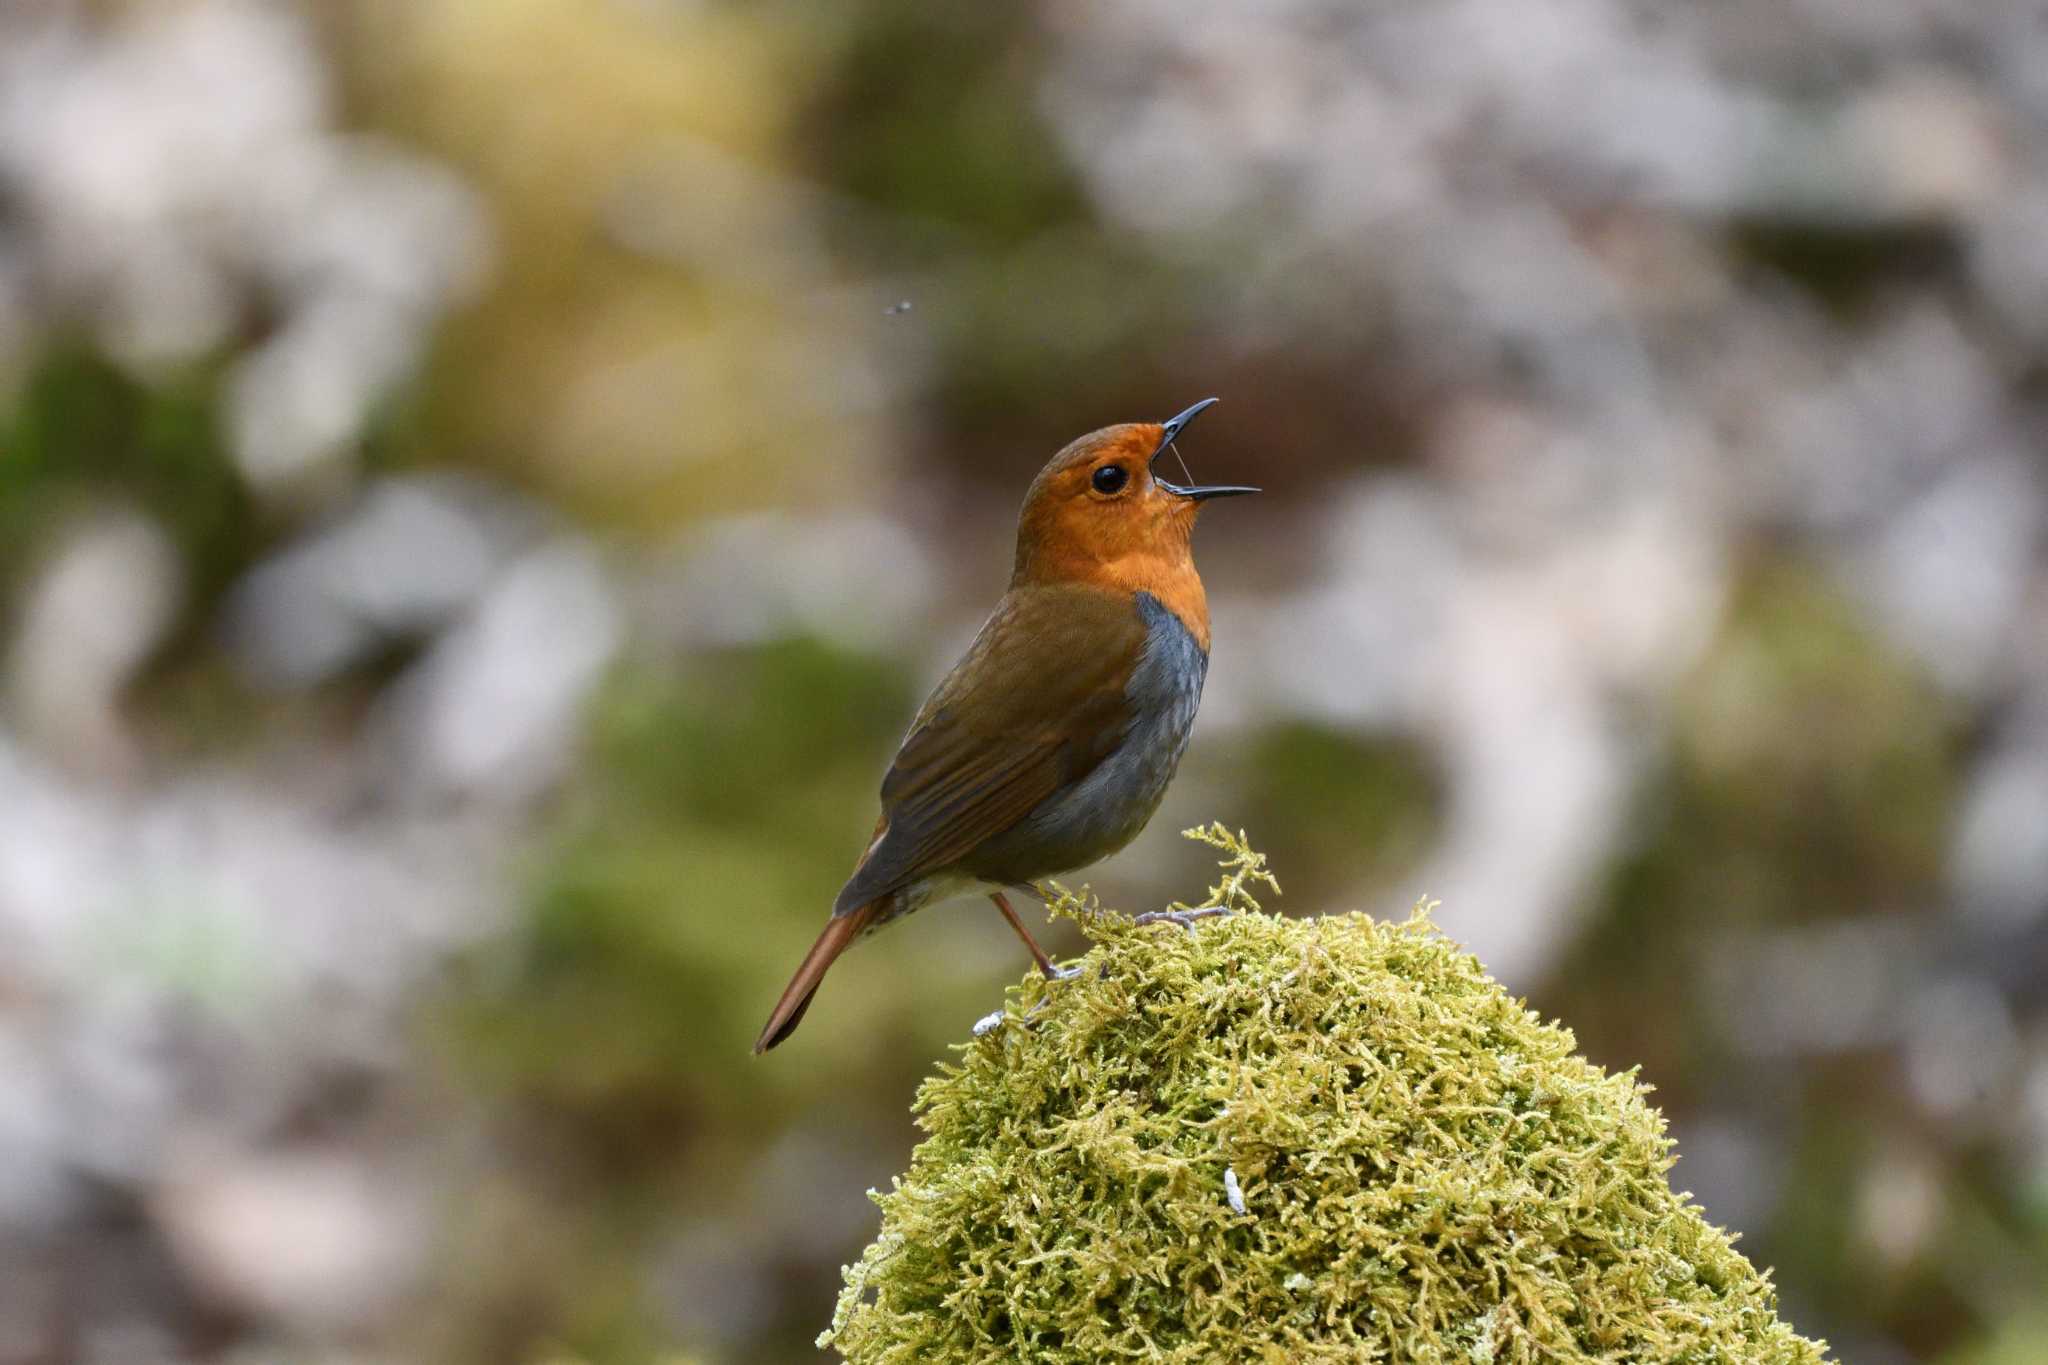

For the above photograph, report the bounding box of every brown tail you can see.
[754,899,884,1054]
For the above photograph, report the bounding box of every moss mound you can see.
[824,828,1830,1363]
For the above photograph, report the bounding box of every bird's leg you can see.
[990,891,1081,980]
[1134,904,1234,932]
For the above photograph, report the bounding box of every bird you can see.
[754,398,1256,1053]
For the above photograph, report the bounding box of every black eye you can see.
[1092,464,1128,494]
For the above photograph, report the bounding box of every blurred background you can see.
[1,1,2045,1361]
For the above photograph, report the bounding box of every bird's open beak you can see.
[1152,397,1260,500]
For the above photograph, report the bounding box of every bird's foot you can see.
[1014,961,1090,1028]
[1134,905,1233,933]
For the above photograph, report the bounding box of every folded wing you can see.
[832,583,1144,913]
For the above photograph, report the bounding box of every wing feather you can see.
[832,584,1143,913]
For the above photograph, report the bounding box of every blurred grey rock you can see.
[155,1146,426,1336]
[1903,975,2019,1121]
[226,475,536,688]
[7,510,182,774]
[389,540,624,803]
[1952,733,2048,928]
[640,511,940,654]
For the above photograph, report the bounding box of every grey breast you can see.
[969,591,1208,883]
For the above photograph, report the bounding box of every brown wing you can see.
[832,583,1144,914]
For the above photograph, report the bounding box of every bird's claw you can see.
[1016,961,1089,1026]
[1134,905,1233,932]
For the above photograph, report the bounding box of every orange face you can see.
[1010,404,1256,649]
[1017,423,1193,566]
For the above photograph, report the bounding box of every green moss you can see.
[825,828,1830,1363]
[802,0,1087,246]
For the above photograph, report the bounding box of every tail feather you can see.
[754,899,885,1054]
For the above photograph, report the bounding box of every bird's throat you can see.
[1096,555,1212,654]
[1011,501,1212,651]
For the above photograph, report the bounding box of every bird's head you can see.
[1011,399,1256,601]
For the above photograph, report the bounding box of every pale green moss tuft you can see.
[823,828,1831,1363]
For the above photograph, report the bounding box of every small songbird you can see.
[754,399,1255,1053]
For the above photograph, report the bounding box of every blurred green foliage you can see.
[0,346,252,600]
[1559,561,1955,1083]
[1238,721,1439,912]
[803,0,1085,245]
[439,636,1031,1360]
[794,0,1221,439]
[1550,560,1969,1350]
[466,638,914,1125]
[1671,563,1956,912]
[1947,1315,2048,1365]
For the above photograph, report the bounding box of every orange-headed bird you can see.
[755,399,1255,1052]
